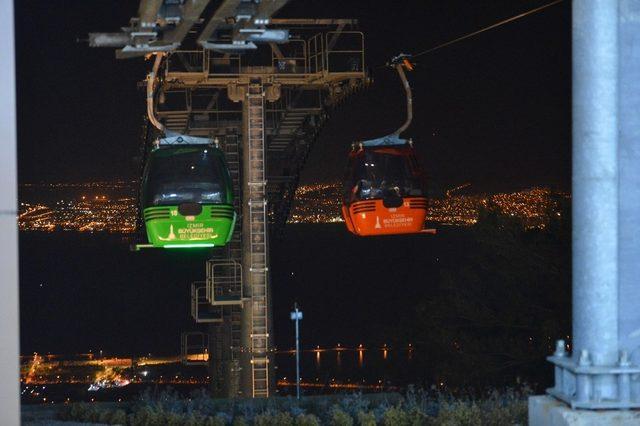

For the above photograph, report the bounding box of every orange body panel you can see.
[342,197,427,236]
[342,205,356,233]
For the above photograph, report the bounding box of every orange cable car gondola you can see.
[341,54,432,236]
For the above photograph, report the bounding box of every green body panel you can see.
[144,205,235,248]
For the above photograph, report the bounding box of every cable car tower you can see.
[90,0,367,398]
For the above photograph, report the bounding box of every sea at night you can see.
[20,222,557,403]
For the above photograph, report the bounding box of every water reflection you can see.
[275,345,419,394]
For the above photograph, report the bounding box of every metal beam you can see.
[617,0,640,373]
[544,0,640,411]
[269,18,358,26]
[164,0,211,44]
[233,0,290,42]
[571,0,619,399]
[0,0,19,423]
[269,42,285,60]
[162,71,366,88]
[115,41,178,59]
[102,0,210,57]
[138,0,163,28]
[197,0,242,46]
[538,1,640,416]
[198,0,290,47]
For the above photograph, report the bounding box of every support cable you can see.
[412,0,563,58]
[376,0,564,70]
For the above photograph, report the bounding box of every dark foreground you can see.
[22,386,530,425]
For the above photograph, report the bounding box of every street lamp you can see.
[290,303,303,399]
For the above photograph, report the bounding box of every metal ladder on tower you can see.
[223,133,243,263]
[247,83,270,398]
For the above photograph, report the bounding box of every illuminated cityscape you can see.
[19,346,406,403]
[18,181,568,232]
[289,182,568,228]
[19,181,137,233]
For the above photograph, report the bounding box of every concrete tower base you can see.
[529,396,640,426]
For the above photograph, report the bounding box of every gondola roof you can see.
[157,131,214,146]
[361,134,409,147]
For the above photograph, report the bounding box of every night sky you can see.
[16,0,570,192]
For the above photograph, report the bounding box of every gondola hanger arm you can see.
[146,52,166,132]
[389,53,414,138]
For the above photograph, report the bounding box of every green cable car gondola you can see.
[140,135,235,249]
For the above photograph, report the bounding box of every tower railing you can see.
[180,331,209,366]
[191,281,224,323]
[272,39,308,74]
[163,32,365,84]
[325,31,365,74]
[206,260,243,305]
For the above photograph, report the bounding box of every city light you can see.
[18,181,567,233]
[290,183,568,228]
[19,181,137,233]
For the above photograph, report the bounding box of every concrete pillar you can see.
[572,0,619,399]
[0,0,20,424]
[618,2,640,399]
